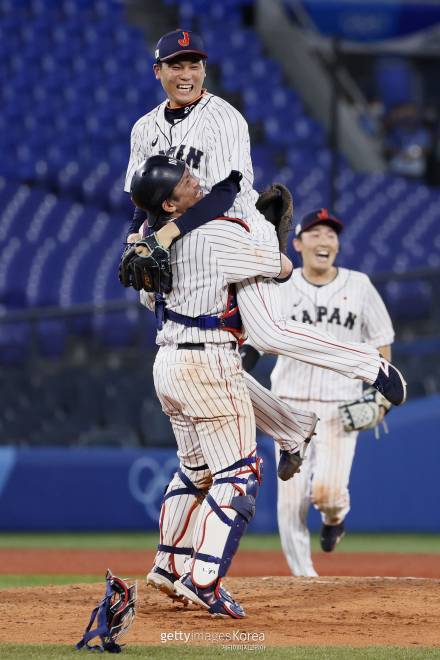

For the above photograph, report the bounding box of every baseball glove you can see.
[256,183,294,254]
[338,386,392,433]
[119,234,172,293]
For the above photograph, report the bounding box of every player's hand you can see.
[278,254,293,280]
[128,234,172,293]
[135,244,151,257]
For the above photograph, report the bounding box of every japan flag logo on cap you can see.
[178,31,190,47]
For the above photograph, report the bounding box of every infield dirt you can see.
[1,548,439,577]
[1,577,440,648]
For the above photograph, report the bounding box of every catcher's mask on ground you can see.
[76,568,137,653]
[130,155,186,228]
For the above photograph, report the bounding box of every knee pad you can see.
[191,455,263,587]
[157,466,210,577]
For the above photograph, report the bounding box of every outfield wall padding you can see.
[0,394,439,532]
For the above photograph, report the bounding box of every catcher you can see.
[240,209,396,576]
[119,157,294,293]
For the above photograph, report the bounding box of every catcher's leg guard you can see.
[154,465,211,578]
[190,455,262,588]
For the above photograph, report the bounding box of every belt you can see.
[177,342,237,351]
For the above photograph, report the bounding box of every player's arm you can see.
[126,207,148,241]
[123,120,150,240]
[139,289,156,312]
[361,277,395,350]
[361,279,394,419]
[210,222,283,282]
[152,170,242,248]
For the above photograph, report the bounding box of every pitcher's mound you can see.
[1,576,439,648]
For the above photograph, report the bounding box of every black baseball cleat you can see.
[320,522,346,552]
[277,450,303,481]
[278,413,319,481]
[372,357,407,406]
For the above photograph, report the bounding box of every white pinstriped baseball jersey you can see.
[129,91,382,387]
[271,268,395,402]
[125,92,276,245]
[139,218,281,346]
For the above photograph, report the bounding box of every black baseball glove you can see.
[256,183,294,254]
[119,234,172,293]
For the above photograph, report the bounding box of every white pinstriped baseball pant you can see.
[237,276,381,384]
[276,399,358,577]
[151,343,318,581]
[152,343,257,582]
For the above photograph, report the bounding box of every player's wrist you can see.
[275,254,293,282]
[155,225,178,249]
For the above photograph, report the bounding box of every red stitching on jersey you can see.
[217,216,250,232]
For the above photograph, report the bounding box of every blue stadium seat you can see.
[0,0,439,339]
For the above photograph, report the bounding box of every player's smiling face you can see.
[163,168,203,216]
[294,224,339,275]
[153,57,206,108]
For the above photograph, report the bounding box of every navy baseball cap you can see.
[155,29,208,63]
[295,208,343,237]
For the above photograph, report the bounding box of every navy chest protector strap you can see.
[154,217,248,341]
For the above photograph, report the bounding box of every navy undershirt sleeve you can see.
[127,206,148,239]
[174,171,242,237]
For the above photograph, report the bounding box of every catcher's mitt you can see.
[119,234,172,293]
[256,183,294,254]
[338,386,392,433]
[76,569,137,653]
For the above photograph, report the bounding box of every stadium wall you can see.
[0,394,439,532]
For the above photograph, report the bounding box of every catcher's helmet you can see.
[76,569,137,653]
[130,155,186,227]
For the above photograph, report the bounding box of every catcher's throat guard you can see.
[76,569,137,653]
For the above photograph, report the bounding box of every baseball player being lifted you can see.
[124,156,321,614]
[265,209,394,576]
[124,29,406,409]
[129,154,306,618]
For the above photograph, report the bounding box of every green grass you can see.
[310,533,440,554]
[2,645,440,659]
[0,532,439,553]
[0,574,104,588]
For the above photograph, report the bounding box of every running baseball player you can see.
[269,209,395,576]
[124,29,407,409]
[130,154,305,618]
